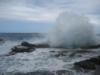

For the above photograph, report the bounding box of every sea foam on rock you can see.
[48,12,96,48]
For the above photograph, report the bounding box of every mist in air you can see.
[48,12,96,48]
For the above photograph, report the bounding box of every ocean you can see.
[0,33,100,75]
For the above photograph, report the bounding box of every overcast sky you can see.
[0,0,100,33]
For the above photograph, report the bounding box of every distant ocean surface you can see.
[0,33,45,41]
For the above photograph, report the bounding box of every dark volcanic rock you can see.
[8,41,50,56]
[5,71,54,75]
[35,44,50,48]
[21,41,50,48]
[95,65,100,75]
[1,70,74,75]
[11,45,35,53]
[0,38,4,41]
[54,52,66,57]
[81,44,100,49]
[74,56,100,70]
[56,70,73,75]
[69,50,92,57]
[0,38,5,44]
[50,50,68,57]
[21,41,34,48]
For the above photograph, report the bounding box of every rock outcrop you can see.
[0,70,73,75]
[9,45,35,55]
[21,41,50,48]
[21,41,34,48]
[95,65,100,75]
[56,70,73,75]
[74,56,100,70]
[81,44,100,49]
[8,42,37,55]
[11,45,35,53]
[9,41,50,55]
[0,38,5,44]
[0,38,4,41]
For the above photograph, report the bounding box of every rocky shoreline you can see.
[74,56,100,70]
[0,70,74,75]
[8,41,100,55]
[0,41,100,75]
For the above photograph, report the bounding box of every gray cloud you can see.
[0,0,100,24]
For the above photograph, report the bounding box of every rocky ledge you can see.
[21,41,50,48]
[5,41,49,56]
[74,56,100,70]
[0,38,4,41]
[10,45,35,54]
[8,42,36,55]
[0,70,73,75]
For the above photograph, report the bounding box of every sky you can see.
[0,0,100,33]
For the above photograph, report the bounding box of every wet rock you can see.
[0,38,5,44]
[77,54,82,57]
[35,44,50,48]
[29,71,54,75]
[69,50,93,57]
[74,56,100,70]
[54,54,61,57]
[2,70,74,75]
[81,44,100,49]
[7,41,50,56]
[53,51,68,57]
[69,52,76,57]
[0,38,4,41]
[6,71,54,75]
[21,41,34,48]
[95,65,100,75]
[11,45,35,53]
[21,41,50,48]
[50,51,56,53]
[55,53,66,57]
[76,50,92,53]
[56,70,73,75]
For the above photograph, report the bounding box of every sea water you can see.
[0,33,100,75]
